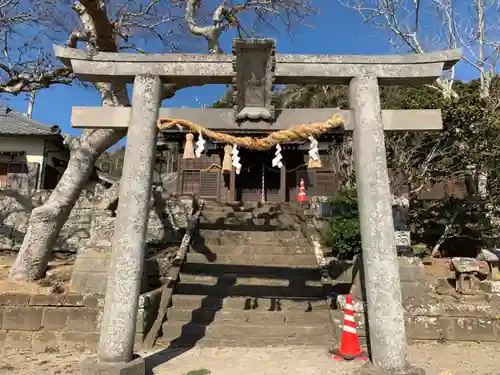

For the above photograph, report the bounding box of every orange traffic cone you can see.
[296,178,307,202]
[331,295,368,361]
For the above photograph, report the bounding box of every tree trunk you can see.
[9,83,129,281]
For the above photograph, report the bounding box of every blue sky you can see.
[2,0,476,149]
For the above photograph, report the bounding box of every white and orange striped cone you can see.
[296,178,307,202]
[331,295,368,361]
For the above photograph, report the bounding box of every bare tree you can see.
[8,0,316,281]
[0,0,74,94]
[340,0,500,98]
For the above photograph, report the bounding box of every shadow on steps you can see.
[145,275,237,372]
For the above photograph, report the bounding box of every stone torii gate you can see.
[55,40,460,375]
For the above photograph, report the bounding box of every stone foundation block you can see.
[59,332,100,352]
[5,330,32,349]
[81,356,145,375]
[360,362,425,375]
[2,306,43,330]
[480,280,500,293]
[32,331,59,352]
[448,317,496,341]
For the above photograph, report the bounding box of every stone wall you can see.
[330,256,500,342]
[0,189,96,253]
[70,192,196,295]
[0,290,161,352]
[0,187,194,254]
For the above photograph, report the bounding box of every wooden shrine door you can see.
[235,149,281,202]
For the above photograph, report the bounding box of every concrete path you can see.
[143,342,496,375]
[3,342,497,375]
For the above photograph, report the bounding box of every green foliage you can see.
[410,198,497,257]
[183,369,211,375]
[297,77,500,257]
[321,189,361,260]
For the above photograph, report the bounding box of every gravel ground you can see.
[2,342,498,375]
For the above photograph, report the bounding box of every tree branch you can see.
[0,66,73,94]
[186,0,228,53]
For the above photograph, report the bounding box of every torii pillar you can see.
[350,75,423,375]
[81,74,162,375]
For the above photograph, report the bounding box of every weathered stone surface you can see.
[0,186,192,257]
[480,280,500,293]
[233,39,276,122]
[360,361,425,375]
[41,307,71,330]
[477,260,490,278]
[29,293,87,307]
[0,330,5,346]
[451,257,480,273]
[90,211,115,247]
[66,308,101,332]
[81,356,145,375]
[72,107,445,132]
[477,248,500,262]
[456,273,478,295]
[350,75,411,373]
[2,306,43,330]
[5,330,33,349]
[69,195,192,294]
[409,299,494,318]
[32,331,58,352]
[337,294,365,313]
[97,74,162,363]
[448,317,496,341]
[0,293,30,305]
[0,189,93,252]
[55,44,461,85]
[60,332,100,352]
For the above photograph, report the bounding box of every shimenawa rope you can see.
[157,114,344,151]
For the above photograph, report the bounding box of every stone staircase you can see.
[158,201,334,347]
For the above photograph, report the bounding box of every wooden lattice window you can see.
[316,171,337,196]
[200,171,219,198]
[182,170,200,194]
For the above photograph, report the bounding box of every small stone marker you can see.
[451,257,480,295]
[477,248,500,279]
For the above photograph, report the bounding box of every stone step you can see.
[185,252,317,267]
[190,244,313,256]
[179,274,322,287]
[174,282,325,299]
[200,208,297,222]
[167,307,330,325]
[181,262,320,280]
[160,321,333,343]
[157,332,334,347]
[195,230,310,246]
[170,294,329,311]
[198,220,295,231]
[200,210,293,220]
[202,201,300,212]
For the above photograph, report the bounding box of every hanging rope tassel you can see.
[222,144,233,173]
[183,133,195,159]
